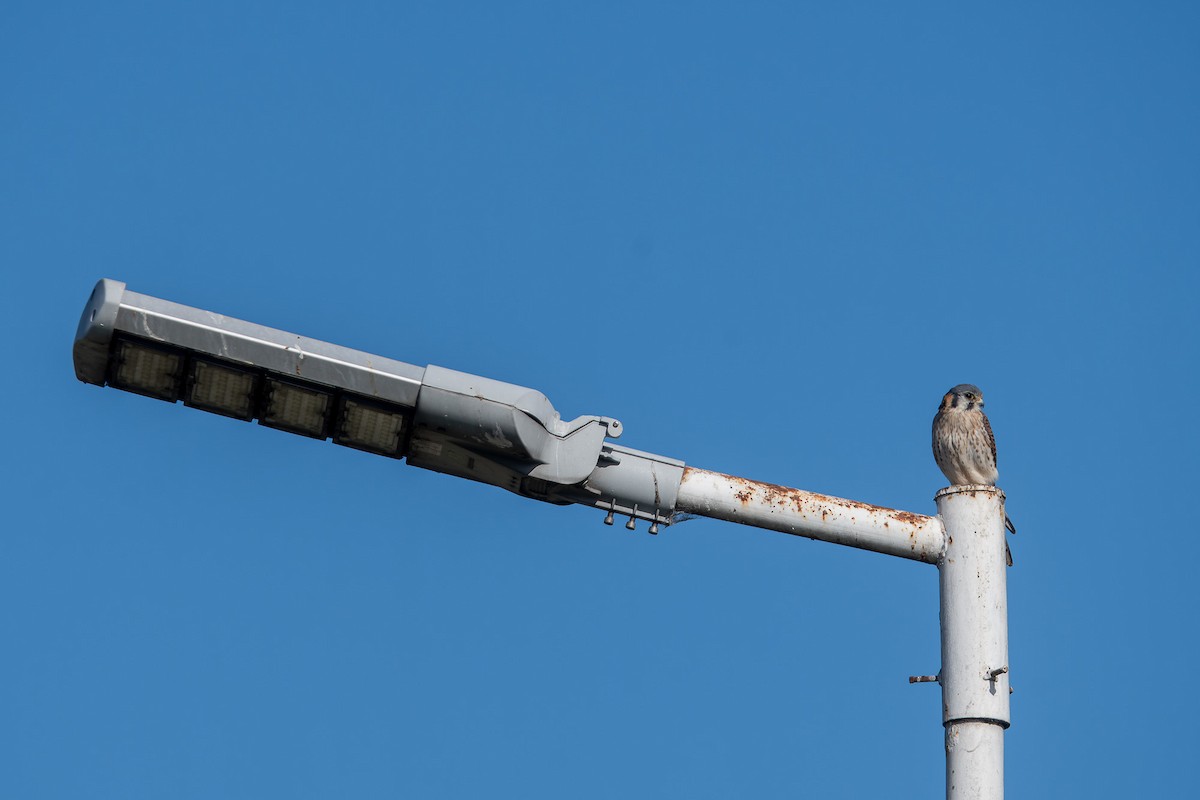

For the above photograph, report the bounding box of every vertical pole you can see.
[937,486,1010,800]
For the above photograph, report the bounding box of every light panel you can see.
[260,378,331,438]
[186,359,258,420]
[335,397,409,457]
[109,338,183,401]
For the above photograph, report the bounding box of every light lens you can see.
[335,397,409,457]
[260,378,331,438]
[110,339,183,401]
[187,359,258,420]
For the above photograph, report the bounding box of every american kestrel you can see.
[932,384,1015,565]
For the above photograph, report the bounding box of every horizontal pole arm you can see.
[674,467,945,564]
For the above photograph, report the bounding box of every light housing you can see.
[73,279,681,527]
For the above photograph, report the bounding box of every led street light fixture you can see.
[73,279,684,527]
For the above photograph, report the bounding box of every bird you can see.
[932,384,1015,566]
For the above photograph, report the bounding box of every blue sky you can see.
[4,2,1198,797]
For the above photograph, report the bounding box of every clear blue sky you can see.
[4,2,1198,797]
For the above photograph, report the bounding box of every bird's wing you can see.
[981,411,998,468]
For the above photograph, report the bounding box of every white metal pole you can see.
[936,486,1010,800]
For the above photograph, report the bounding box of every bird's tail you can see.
[1004,512,1016,566]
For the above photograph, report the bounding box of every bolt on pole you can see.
[937,486,1010,800]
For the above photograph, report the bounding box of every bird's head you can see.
[941,384,985,412]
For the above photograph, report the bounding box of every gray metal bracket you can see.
[414,365,622,486]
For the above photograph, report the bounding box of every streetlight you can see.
[74,278,1011,799]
